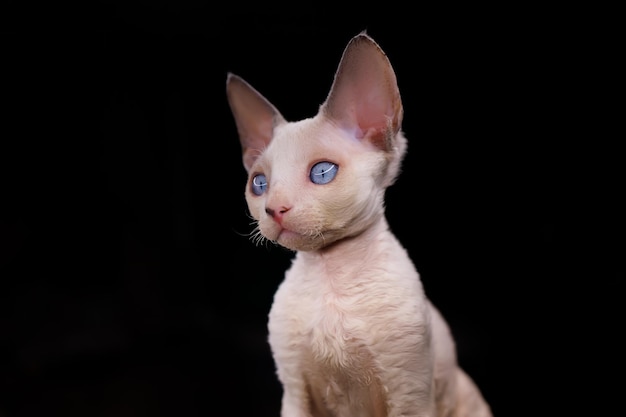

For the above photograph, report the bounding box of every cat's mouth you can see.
[276,227,300,241]
[262,219,329,251]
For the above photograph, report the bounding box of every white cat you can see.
[226,31,492,417]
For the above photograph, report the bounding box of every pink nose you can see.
[265,206,290,224]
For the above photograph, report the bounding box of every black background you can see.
[2,2,622,416]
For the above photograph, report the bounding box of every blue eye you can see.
[310,161,338,185]
[251,174,268,195]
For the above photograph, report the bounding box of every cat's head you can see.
[227,32,407,252]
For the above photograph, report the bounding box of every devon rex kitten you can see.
[226,32,492,417]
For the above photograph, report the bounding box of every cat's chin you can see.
[274,229,330,252]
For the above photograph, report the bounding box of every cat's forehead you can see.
[257,119,330,173]
[269,116,368,157]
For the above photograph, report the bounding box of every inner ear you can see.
[321,33,403,151]
[226,72,286,171]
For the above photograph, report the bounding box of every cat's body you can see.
[226,32,492,417]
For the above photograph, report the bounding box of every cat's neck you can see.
[295,216,396,268]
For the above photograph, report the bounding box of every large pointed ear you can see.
[226,72,286,172]
[321,32,403,152]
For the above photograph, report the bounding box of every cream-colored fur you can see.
[227,31,492,417]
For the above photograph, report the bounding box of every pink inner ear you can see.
[322,35,402,150]
[355,89,396,133]
[226,73,286,171]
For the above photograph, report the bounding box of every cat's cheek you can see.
[258,220,280,241]
[246,197,265,221]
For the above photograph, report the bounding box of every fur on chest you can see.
[267,253,428,383]
[268,281,390,411]
[267,259,431,416]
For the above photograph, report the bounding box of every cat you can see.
[226,31,493,417]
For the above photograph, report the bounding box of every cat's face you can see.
[227,32,406,252]
[244,116,388,252]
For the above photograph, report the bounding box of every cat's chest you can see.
[273,257,383,324]
[267,250,421,367]
[268,264,374,370]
